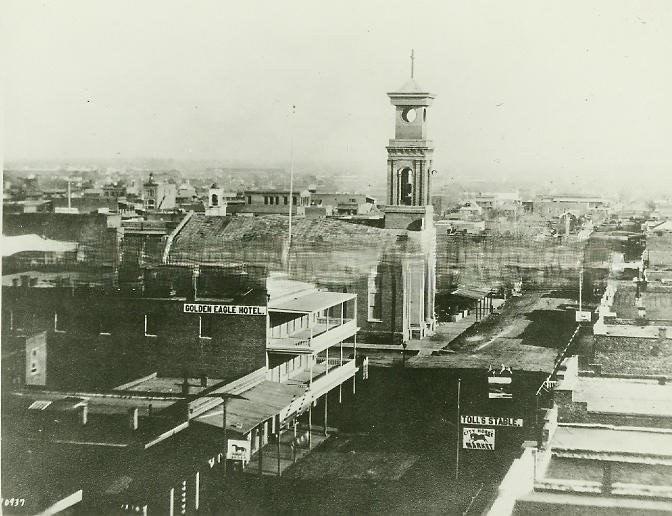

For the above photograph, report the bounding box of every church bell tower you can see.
[383,51,435,230]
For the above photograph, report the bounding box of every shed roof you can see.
[195,380,304,435]
[451,287,493,300]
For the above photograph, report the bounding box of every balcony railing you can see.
[268,318,356,352]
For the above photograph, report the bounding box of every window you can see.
[54,312,70,333]
[144,314,159,337]
[247,196,252,204]
[29,348,39,375]
[284,196,288,205]
[264,196,269,205]
[274,196,279,205]
[199,315,213,339]
[367,268,383,321]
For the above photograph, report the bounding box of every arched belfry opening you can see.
[399,167,414,206]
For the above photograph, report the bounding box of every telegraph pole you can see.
[455,377,461,480]
[287,104,296,271]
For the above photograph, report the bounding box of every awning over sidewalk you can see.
[451,287,493,300]
[269,291,356,314]
[195,381,306,435]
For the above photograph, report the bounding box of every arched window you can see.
[399,167,414,206]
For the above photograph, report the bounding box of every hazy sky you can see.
[3,1,672,187]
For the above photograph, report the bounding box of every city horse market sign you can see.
[460,415,523,427]
[463,427,495,450]
[183,303,267,316]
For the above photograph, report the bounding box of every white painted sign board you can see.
[575,310,592,322]
[184,303,267,316]
[460,415,523,427]
[226,439,251,461]
[463,427,496,450]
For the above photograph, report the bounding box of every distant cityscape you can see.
[3,34,672,516]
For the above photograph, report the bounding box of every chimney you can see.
[128,407,139,430]
[200,375,207,388]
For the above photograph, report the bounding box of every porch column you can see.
[276,415,281,476]
[323,393,328,436]
[308,404,312,450]
[258,427,263,476]
[309,356,313,389]
[352,334,357,394]
[341,302,344,325]
[340,342,343,366]
[326,347,330,374]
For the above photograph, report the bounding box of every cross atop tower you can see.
[410,49,415,79]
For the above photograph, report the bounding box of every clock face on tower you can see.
[401,107,417,123]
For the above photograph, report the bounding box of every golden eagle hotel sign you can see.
[183,303,267,316]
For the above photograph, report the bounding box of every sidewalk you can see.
[343,298,506,356]
[243,425,335,477]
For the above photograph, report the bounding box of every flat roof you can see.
[517,489,672,512]
[552,425,672,458]
[269,291,356,313]
[118,376,224,396]
[408,340,558,373]
[2,233,78,256]
[570,376,672,417]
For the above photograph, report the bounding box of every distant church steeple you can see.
[385,52,435,210]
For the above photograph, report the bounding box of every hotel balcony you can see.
[268,291,358,355]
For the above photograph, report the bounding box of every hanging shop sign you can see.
[183,304,267,316]
[226,439,251,462]
[460,415,523,427]
[462,427,496,450]
[575,310,592,322]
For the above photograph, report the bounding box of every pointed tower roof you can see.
[396,78,428,94]
[387,78,434,106]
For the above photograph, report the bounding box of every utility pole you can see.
[287,104,296,273]
[455,377,461,480]
[579,267,584,312]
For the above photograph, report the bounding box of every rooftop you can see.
[560,375,672,418]
[552,424,672,460]
[269,291,356,313]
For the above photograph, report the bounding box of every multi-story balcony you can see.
[268,291,357,354]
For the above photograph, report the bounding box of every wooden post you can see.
[455,378,461,480]
[277,415,281,476]
[309,356,313,389]
[308,404,312,450]
[222,398,227,476]
[195,471,200,510]
[339,384,342,403]
[258,427,263,476]
[323,393,328,436]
